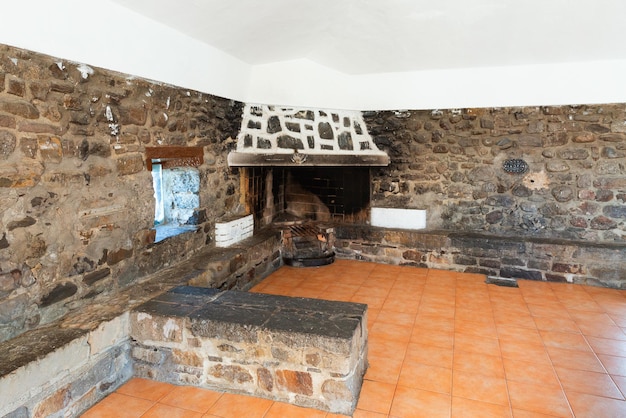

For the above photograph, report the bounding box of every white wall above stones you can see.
[3,1,626,110]
[0,0,251,102]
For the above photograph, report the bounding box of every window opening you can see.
[146,147,203,242]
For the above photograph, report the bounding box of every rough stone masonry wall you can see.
[0,44,244,342]
[366,106,626,243]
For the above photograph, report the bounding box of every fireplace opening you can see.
[240,166,371,266]
[242,166,371,227]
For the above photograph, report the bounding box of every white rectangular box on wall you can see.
[215,214,254,247]
[370,208,426,230]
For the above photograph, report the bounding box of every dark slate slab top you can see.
[134,286,367,340]
[0,325,87,376]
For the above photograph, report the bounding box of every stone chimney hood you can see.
[228,105,390,167]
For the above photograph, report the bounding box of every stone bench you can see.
[335,225,626,289]
[0,230,282,417]
[130,286,368,415]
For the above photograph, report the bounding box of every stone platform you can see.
[130,286,368,415]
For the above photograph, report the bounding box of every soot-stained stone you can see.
[276,135,303,149]
[39,282,78,307]
[338,132,353,150]
[286,122,301,132]
[82,268,111,286]
[0,233,8,249]
[0,325,87,376]
[153,286,221,306]
[190,304,272,326]
[267,116,282,134]
[266,310,362,339]
[134,299,199,317]
[318,122,334,140]
[294,110,315,120]
[500,267,543,281]
[257,138,271,149]
[7,216,36,231]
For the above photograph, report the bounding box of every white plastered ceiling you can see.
[112,0,626,75]
[2,0,626,109]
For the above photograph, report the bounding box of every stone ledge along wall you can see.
[0,44,244,342]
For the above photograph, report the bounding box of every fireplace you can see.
[229,104,390,265]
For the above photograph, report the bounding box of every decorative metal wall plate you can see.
[503,158,529,174]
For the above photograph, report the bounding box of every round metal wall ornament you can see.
[503,159,529,174]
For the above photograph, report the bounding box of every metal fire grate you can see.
[281,222,335,267]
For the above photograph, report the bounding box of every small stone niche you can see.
[130,286,368,415]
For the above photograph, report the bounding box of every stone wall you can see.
[366,106,626,243]
[0,44,244,342]
[3,41,626,344]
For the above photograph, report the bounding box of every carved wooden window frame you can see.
[145,146,203,170]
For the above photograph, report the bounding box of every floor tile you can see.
[413,313,455,332]
[142,403,203,418]
[498,340,552,365]
[452,370,509,406]
[497,325,544,346]
[380,298,421,315]
[453,350,505,379]
[206,392,273,418]
[598,353,626,376]
[397,362,452,394]
[555,367,624,399]
[454,307,496,324]
[389,386,451,418]
[526,303,571,319]
[454,332,500,355]
[356,380,395,415]
[409,328,454,349]
[352,409,389,418]
[451,396,513,418]
[533,316,579,333]
[375,310,417,327]
[263,401,327,417]
[507,381,572,417]
[578,323,626,341]
[364,355,403,384]
[539,330,591,352]
[404,343,454,368]
[455,319,499,338]
[586,336,626,357]
[567,392,626,418]
[159,385,222,413]
[612,375,626,398]
[368,339,409,359]
[116,378,176,402]
[546,346,605,373]
[511,408,569,418]
[370,322,412,343]
[502,358,560,386]
[82,393,155,418]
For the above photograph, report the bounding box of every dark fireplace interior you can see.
[242,166,371,228]
[241,166,371,266]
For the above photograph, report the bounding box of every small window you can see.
[146,147,203,242]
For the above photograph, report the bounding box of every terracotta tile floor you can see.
[84,259,626,417]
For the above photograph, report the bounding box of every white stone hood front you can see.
[228,104,390,166]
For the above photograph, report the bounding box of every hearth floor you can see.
[84,259,626,417]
